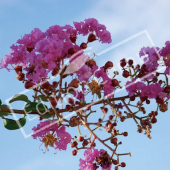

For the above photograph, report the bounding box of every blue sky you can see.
[0,0,170,170]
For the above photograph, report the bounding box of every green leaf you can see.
[24,102,51,118]
[0,99,2,106]
[0,105,11,117]
[37,95,50,102]
[24,102,48,113]
[97,92,101,99]
[9,94,30,103]
[3,117,26,130]
[40,113,53,119]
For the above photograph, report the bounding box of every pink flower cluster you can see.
[71,66,115,102]
[95,67,115,97]
[79,148,112,170]
[126,79,146,97]
[139,42,170,77]
[124,42,170,102]
[126,79,169,101]
[139,46,160,79]
[0,18,112,83]
[74,18,112,43]
[32,120,71,151]
[160,41,170,58]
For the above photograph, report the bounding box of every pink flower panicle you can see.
[79,148,112,170]
[0,18,111,83]
[32,120,71,151]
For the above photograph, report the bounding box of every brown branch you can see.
[121,99,140,126]
[0,95,138,116]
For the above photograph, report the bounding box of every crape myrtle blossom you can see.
[94,67,115,97]
[0,18,111,83]
[76,65,94,82]
[126,80,169,100]
[140,42,170,77]
[32,120,71,151]
[139,46,160,79]
[17,28,45,49]
[79,148,112,170]
[71,53,98,82]
[125,79,146,97]
[141,83,163,99]
[95,67,108,81]
[103,79,115,97]
[160,41,170,58]
[0,28,44,70]
[74,18,112,43]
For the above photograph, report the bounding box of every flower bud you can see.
[26,47,34,52]
[16,72,25,81]
[52,67,59,76]
[82,139,89,146]
[164,86,170,93]
[128,59,133,65]
[67,98,74,105]
[105,61,113,69]
[72,150,78,156]
[15,65,22,73]
[112,79,119,87]
[120,59,126,67]
[69,36,76,43]
[123,132,128,137]
[41,81,50,89]
[151,117,157,124]
[159,103,168,112]
[66,104,72,110]
[80,42,87,49]
[111,138,118,145]
[120,162,126,167]
[88,33,96,42]
[50,97,58,107]
[68,48,76,55]
[25,81,35,89]
[52,81,58,88]
[122,70,130,78]
[78,136,84,142]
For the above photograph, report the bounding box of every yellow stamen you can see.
[88,80,100,95]
[42,133,57,148]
